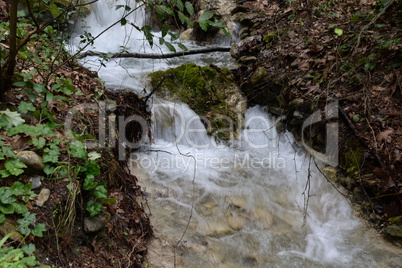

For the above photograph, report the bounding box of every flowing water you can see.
[70,1,402,267]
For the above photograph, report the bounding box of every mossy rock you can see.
[148,63,247,141]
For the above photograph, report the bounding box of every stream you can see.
[69,0,402,267]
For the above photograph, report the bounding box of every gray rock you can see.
[250,67,268,86]
[227,212,246,230]
[84,210,111,233]
[35,188,50,207]
[16,151,44,172]
[239,56,257,64]
[226,195,247,209]
[29,176,42,189]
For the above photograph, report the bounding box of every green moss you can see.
[344,146,364,177]
[263,32,277,43]
[148,63,241,140]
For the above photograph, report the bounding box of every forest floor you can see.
[231,0,402,242]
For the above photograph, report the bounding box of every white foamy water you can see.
[70,1,402,267]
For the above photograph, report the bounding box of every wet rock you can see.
[84,210,111,233]
[230,35,262,59]
[185,242,207,253]
[205,218,234,237]
[239,56,257,64]
[322,166,338,183]
[385,225,402,238]
[16,151,44,172]
[239,27,250,39]
[29,176,42,189]
[0,219,22,243]
[226,195,247,209]
[35,188,50,207]
[149,63,247,140]
[180,28,193,41]
[227,212,246,230]
[250,67,268,86]
[253,208,274,229]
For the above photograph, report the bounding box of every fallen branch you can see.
[77,47,231,59]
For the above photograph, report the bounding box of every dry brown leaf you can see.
[376,129,394,143]
[298,60,310,71]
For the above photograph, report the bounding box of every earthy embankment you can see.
[229,0,402,244]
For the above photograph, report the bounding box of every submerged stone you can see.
[148,63,247,141]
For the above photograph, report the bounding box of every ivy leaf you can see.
[18,102,36,114]
[5,158,27,176]
[185,1,194,15]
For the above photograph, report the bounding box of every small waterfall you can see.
[71,1,402,267]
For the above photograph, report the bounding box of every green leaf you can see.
[0,213,5,224]
[69,140,87,159]
[8,124,56,136]
[83,175,98,190]
[31,223,46,237]
[99,198,117,204]
[32,137,46,149]
[142,25,154,46]
[0,203,15,214]
[12,203,28,214]
[175,0,184,11]
[198,11,214,22]
[93,185,108,199]
[162,24,169,38]
[0,170,10,178]
[199,20,209,31]
[43,144,60,163]
[0,109,25,129]
[18,212,36,236]
[159,5,175,16]
[334,28,343,36]
[43,164,55,176]
[5,158,27,176]
[185,1,194,15]
[22,244,36,255]
[13,81,27,87]
[18,102,36,114]
[120,18,127,26]
[178,11,187,25]
[177,43,188,51]
[86,200,102,217]
[33,83,46,94]
[48,3,62,17]
[1,145,16,158]
[10,181,35,197]
[0,188,16,204]
[165,42,176,52]
[88,151,101,161]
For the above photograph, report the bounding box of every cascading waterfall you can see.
[71,0,402,267]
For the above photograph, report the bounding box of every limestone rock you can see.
[35,188,50,207]
[205,218,234,238]
[84,210,111,233]
[252,208,274,229]
[180,28,194,41]
[226,195,247,209]
[227,212,246,230]
[16,151,44,172]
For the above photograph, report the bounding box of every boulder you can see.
[148,63,247,140]
[16,151,44,173]
[84,210,111,233]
